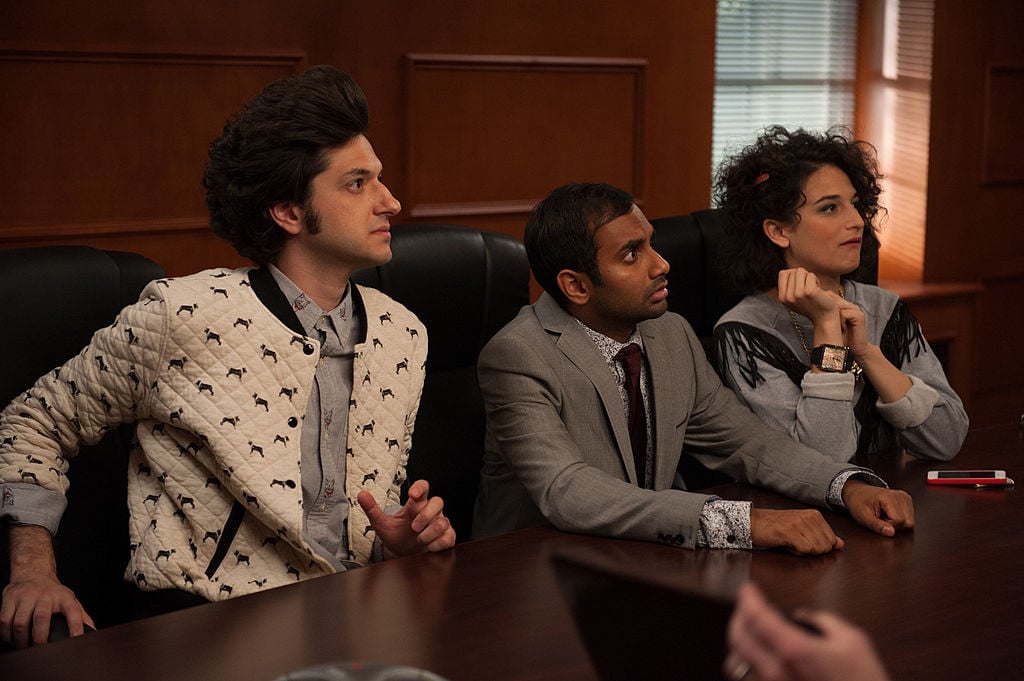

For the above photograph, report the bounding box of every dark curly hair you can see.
[525,183,634,308]
[203,65,369,264]
[712,125,883,295]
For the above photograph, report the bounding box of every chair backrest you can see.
[0,245,165,627]
[651,209,740,351]
[352,224,530,541]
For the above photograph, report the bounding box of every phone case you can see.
[927,471,1008,485]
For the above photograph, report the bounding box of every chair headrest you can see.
[651,209,740,341]
[0,246,165,405]
[351,224,530,372]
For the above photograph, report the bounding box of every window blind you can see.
[874,0,934,281]
[712,0,858,179]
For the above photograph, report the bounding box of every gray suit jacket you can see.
[473,293,863,548]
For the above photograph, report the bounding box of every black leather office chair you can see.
[0,245,165,629]
[352,224,531,541]
[650,209,741,354]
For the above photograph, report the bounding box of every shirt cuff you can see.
[697,498,752,549]
[875,375,939,429]
[0,483,67,534]
[370,501,404,562]
[826,469,888,510]
[800,371,856,400]
[370,535,385,563]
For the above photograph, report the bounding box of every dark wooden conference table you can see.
[2,422,1021,681]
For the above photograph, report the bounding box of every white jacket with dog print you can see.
[0,267,426,601]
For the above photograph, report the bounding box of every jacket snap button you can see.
[303,343,315,355]
[287,416,299,428]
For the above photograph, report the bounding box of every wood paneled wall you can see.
[0,0,715,275]
[2,1,1020,424]
[925,0,1024,426]
[0,43,302,273]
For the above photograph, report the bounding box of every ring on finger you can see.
[729,660,752,681]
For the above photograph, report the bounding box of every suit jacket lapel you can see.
[640,320,685,489]
[535,295,640,484]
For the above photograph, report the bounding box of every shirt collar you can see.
[267,264,352,337]
[575,319,645,364]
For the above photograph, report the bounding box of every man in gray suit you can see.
[473,183,913,553]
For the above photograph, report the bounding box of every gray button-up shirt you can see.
[269,266,364,569]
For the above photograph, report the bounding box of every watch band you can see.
[810,343,853,373]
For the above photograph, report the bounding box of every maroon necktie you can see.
[614,343,648,489]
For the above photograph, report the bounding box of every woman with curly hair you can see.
[712,126,967,462]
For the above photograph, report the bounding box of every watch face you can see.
[820,346,848,371]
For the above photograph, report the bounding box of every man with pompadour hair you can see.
[0,65,454,649]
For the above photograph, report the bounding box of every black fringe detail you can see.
[854,300,927,455]
[713,321,807,389]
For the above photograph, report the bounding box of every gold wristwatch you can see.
[811,343,854,373]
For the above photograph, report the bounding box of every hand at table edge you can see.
[357,479,456,559]
[842,479,915,537]
[2,524,95,648]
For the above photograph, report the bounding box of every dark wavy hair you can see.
[712,126,883,295]
[203,65,369,264]
[525,183,635,308]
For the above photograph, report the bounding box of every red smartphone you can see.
[927,470,1008,485]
